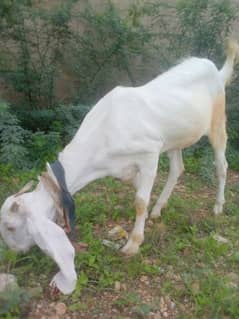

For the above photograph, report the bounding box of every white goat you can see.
[0,41,238,294]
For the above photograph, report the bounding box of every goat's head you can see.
[0,181,35,252]
[0,168,77,294]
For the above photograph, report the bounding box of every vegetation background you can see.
[0,0,239,318]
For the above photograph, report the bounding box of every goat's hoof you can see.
[150,209,162,219]
[213,204,223,215]
[150,203,167,219]
[150,212,161,219]
[121,242,139,257]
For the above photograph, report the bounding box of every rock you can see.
[102,239,122,250]
[121,283,127,291]
[55,302,67,316]
[170,301,176,310]
[140,275,149,283]
[191,281,200,294]
[212,234,229,244]
[160,297,167,312]
[108,225,128,240]
[148,312,161,319]
[28,286,43,298]
[114,281,121,292]
[0,273,18,292]
[131,306,145,319]
[226,272,239,288]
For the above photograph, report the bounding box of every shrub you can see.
[0,1,73,108]
[51,104,91,143]
[0,102,29,169]
[67,1,155,104]
[26,131,61,167]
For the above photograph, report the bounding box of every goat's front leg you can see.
[121,154,158,256]
[151,149,184,218]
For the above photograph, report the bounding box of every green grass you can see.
[0,160,239,318]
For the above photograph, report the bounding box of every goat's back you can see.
[71,57,225,155]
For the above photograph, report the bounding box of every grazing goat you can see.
[0,41,238,294]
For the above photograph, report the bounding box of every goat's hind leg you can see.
[151,149,184,219]
[213,149,227,214]
[209,95,228,215]
[121,153,159,256]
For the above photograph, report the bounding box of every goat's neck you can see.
[58,136,106,195]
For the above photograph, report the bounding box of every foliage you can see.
[0,0,156,107]
[0,1,73,108]
[52,104,91,143]
[1,170,239,318]
[175,0,236,60]
[0,101,91,169]
[26,131,61,167]
[0,2,239,318]
[0,102,29,169]
[0,287,30,318]
[67,1,155,104]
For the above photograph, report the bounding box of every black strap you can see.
[50,160,76,234]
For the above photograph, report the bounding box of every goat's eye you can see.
[7,226,15,232]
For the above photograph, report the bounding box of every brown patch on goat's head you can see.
[10,201,20,213]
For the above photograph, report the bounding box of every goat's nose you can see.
[4,222,15,232]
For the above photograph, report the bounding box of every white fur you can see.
[0,42,238,294]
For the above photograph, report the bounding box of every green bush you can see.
[27,131,61,167]
[0,101,91,170]
[0,102,29,169]
[0,287,30,318]
[0,0,238,175]
[0,1,73,108]
[67,1,155,104]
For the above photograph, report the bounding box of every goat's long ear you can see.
[39,173,65,226]
[26,215,77,294]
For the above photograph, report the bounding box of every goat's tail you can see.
[220,39,239,86]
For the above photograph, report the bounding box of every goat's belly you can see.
[163,134,203,151]
[161,126,207,151]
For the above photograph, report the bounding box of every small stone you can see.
[114,281,121,291]
[191,281,200,294]
[149,312,161,319]
[121,283,127,291]
[140,275,148,282]
[226,272,239,288]
[165,295,171,304]
[212,234,229,244]
[102,239,122,250]
[55,302,67,316]
[147,220,154,226]
[28,286,43,298]
[170,301,176,310]
[0,273,18,292]
[160,296,165,309]
[108,225,128,240]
